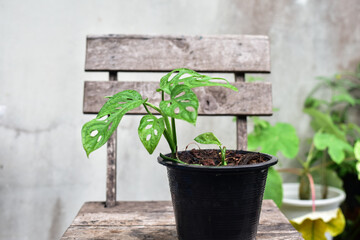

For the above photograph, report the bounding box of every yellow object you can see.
[290,208,345,240]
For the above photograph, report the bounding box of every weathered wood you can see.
[61,200,303,240]
[85,34,271,73]
[106,131,117,207]
[235,73,247,150]
[106,71,118,207]
[83,81,273,116]
[237,116,247,150]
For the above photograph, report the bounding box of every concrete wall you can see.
[0,0,359,239]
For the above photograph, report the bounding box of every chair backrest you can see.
[83,34,272,207]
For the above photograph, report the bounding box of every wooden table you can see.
[61,200,303,239]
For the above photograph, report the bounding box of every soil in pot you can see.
[177,149,267,166]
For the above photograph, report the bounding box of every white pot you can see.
[280,183,346,220]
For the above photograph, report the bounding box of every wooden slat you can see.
[105,71,118,208]
[61,200,303,240]
[83,81,273,116]
[106,131,117,207]
[235,73,247,150]
[85,34,271,73]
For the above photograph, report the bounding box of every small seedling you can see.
[194,132,227,166]
[82,68,238,164]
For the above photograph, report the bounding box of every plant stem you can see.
[163,130,176,156]
[220,146,227,166]
[171,117,178,153]
[307,173,316,212]
[144,102,162,114]
[304,142,316,169]
[143,102,152,115]
[160,153,187,165]
[144,102,176,155]
[321,150,328,199]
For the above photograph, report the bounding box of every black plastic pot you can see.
[158,150,277,240]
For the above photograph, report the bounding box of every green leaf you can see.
[158,68,238,94]
[311,169,343,189]
[313,132,353,164]
[246,75,264,82]
[138,115,165,154]
[263,167,283,207]
[354,140,360,161]
[194,132,222,147]
[81,90,145,156]
[331,93,356,106]
[304,108,346,141]
[159,85,199,124]
[248,122,299,159]
[304,97,328,108]
[251,117,270,129]
[355,141,360,179]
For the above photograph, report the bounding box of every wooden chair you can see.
[61,34,303,239]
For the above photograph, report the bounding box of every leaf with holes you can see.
[82,90,145,157]
[159,85,199,124]
[138,115,165,154]
[158,68,237,94]
[194,132,222,147]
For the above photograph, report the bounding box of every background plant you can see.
[247,64,360,240]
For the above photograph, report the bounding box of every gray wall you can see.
[0,0,359,239]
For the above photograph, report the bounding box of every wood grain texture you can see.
[83,81,273,116]
[106,72,118,207]
[235,73,248,150]
[61,200,303,240]
[106,131,117,207]
[85,34,271,73]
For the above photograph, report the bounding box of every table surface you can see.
[61,200,303,240]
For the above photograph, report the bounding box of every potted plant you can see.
[247,64,360,240]
[248,115,348,240]
[81,68,278,240]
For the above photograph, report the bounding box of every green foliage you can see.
[159,85,199,125]
[303,108,346,141]
[263,167,283,207]
[158,68,237,94]
[138,115,165,154]
[82,68,237,162]
[312,169,343,189]
[355,141,360,179]
[314,132,353,164]
[194,132,222,146]
[251,64,360,240]
[245,75,264,82]
[355,141,360,161]
[248,120,299,159]
[82,90,145,156]
[194,132,227,166]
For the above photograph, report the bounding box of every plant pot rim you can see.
[282,182,346,207]
[158,150,277,173]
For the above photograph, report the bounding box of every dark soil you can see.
[177,149,268,166]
